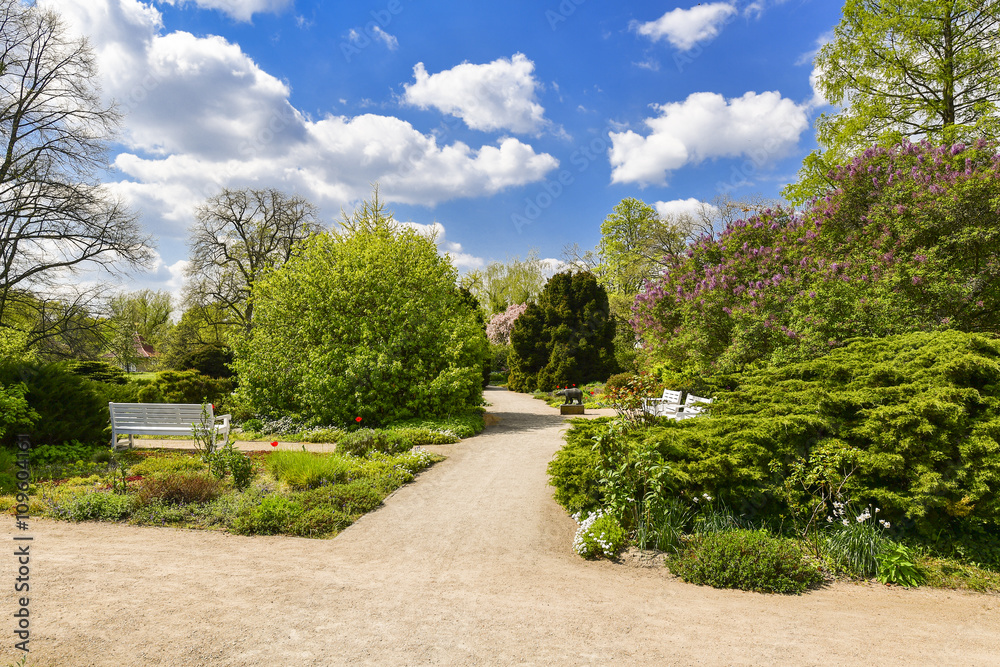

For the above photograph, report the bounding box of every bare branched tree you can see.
[0,0,153,346]
[185,187,321,333]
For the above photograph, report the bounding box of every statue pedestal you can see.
[559,404,585,415]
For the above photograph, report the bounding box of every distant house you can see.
[105,332,160,372]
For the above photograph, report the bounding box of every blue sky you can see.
[47,0,843,303]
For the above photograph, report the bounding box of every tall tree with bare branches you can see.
[0,0,152,349]
[185,188,321,334]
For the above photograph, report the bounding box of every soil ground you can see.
[3,387,998,665]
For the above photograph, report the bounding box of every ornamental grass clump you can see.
[822,503,891,578]
[134,472,223,506]
[266,450,352,489]
[667,529,824,595]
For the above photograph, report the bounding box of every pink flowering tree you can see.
[486,302,529,346]
[633,141,1000,374]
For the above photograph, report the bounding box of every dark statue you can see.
[555,387,583,405]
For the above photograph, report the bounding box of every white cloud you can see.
[154,0,293,23]
[47,0,558,244]
[403,54,548,134]
[371,26,398,50]
[632,3,737,51]
[398,222,484,270]
[608,91,810,186]
[654,198,718,220]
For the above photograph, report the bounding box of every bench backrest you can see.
[661,389,683,404]
[109,403,212,427]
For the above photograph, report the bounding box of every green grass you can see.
[388,407,485,439]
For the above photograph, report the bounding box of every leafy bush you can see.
[876,542,925,587]
[28,440,104,467]
[634,141,1000,375]
[508,271,618,392]
[0,382,36,442]
[0,362,106,447]
[134,472,223,506]
[547,418,605,514]
[300,428,344,443]
[55,491,135,522]
[667,529,824,594]
[266,451,352,489]
[0,449,18,495]
[65,360,128,385]
[136,370,235,409]
[240,418,264,433]
[171,344,234,378]
[620,331,1000,542]
[231,494,304,535]
[336,428,411,457]
[572,509,626,559]
[387,427,458,445]
[232,222,488,428]
[206,442,254,490]
[295,480,383,515]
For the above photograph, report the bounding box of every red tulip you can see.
[270,441,278,447]
[355,416,362,423]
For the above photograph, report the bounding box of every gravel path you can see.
[4,387,998,666]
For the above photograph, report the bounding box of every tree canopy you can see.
[507,271,618,392]
[0,0,151,346]
[789,0,1000,201]
[185,188,321,334]
[232,197,487,426]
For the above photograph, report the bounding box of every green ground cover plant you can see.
[2,444,442,539]
[667,529,825,595]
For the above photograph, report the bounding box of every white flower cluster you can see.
[826,502,890,529]
[571,510,617,558]
[691,493,713,503]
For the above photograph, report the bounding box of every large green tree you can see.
[790,0,1000,201]
[507,271,618,392]
[232,197,487,426]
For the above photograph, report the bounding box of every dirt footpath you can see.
[4,388,998,666]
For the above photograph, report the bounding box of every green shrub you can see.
[266,451,352,489]
[66,360,128,385]
[0,449,17,494]
[56,491,135,522]
[134,472,223,506]
[0,382,37,441]
[240,418,264,433]
[300,428,344,443]
[336,428,410,457]
[632,331,1000,542]
[231,494,303,535]
[508,271,618,392]
[0,362,106,447]
[206,442,254,490]
[295,480,383,515]
[387,427,459,446]
[290,507,352,537]
[547,418,604,514]
[822,506,890,578]
[136,370,235,410]
[668,529,824,594]
[29,440,105,467]
[172,344,234,378]
[876,542,925,587]
[389,408,484,439]
[572,510,627,559]
[232,219,488,428]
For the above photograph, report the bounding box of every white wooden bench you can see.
[674,394,712,420]
[643,389,683,418]
[108,402,231,450]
